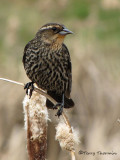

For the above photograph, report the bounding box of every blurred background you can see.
[0,0,120,160]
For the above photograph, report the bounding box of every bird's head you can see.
[36,23,73,47]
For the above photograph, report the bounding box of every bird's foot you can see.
[24,82,34,98]
[53,103,61,110]
[54,102,64,117]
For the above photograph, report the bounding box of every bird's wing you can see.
[22,42,31,66]
[62,44,72,98]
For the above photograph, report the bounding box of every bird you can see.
[23,23,74,116]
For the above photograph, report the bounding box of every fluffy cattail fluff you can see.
[55,122,80,151]
[23,91,49,160]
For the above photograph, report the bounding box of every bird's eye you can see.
[52,27,57,31]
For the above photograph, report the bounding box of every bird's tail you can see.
[46,91,74,109]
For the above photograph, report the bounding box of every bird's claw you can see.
[24,82,34,98]
[55,103,64,117]
[53,103,61,110]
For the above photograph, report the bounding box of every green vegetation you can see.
[64,0,90,19]
[97,8,120,40]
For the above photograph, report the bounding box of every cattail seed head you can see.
[23,91,49,160]
[55,122,80,151]
[23,91,49,140]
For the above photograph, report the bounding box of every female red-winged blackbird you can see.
[23,23,74,116]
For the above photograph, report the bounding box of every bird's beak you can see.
[59,28,73,35]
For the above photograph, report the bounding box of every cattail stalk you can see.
[23,92,48,160]
[0,78,78,160]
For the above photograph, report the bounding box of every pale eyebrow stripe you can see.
[40,26,53,30]
[40,24,61,31]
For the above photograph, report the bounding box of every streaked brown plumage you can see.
[23,23,74,116]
